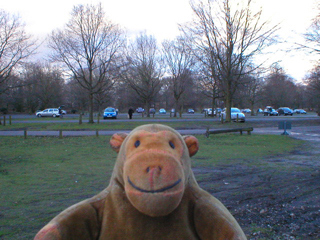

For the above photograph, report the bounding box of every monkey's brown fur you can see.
[35,124,246,240]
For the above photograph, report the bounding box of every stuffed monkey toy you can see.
[35,124,246,240]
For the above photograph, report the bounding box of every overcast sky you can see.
[0,0,319,81]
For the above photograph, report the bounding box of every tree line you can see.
[0,1,319,123]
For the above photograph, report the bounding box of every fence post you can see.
[3,115,5,126]
[9,115,12,125]
[236,114,239,123]
[96,130,99,137]
[59,130,63,139]
[97,113,100,124]
[79,114,82,125]
[24,130,27,139]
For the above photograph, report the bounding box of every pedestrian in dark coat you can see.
[128,108,134,119]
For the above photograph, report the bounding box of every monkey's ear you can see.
[110,133,128,153]
[183,135,199,157]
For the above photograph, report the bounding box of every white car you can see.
[36,108,61,118]
[159,108,166,114]
[221,108,245,122]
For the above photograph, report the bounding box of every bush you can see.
[0,107,8,114]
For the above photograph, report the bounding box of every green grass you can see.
[0,134,303,239]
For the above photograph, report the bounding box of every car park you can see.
[263,107,278,116]
[36,108,61,118]
[103,107,118,119]
[221,107,246,122]
[159,108,166,114]
[293,109,307,114]
[277,107,293,116]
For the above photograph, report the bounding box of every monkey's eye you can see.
[169,141,175,149]
[134,140,140,148]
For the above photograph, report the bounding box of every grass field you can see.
[0,132,302,239]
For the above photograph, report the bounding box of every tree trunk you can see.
[174,99,179,117]
[211,91,216,117]
[225,80,232,122]
[88,92,94,123]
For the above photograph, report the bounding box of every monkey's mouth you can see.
[127,177,181,193]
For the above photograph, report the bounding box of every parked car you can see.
[221,107,245,122]
[202,108,209,113]
[149,108,156,114]
[103,107,118,119]
[187,108,195,114]
[293,109,307,114]
[36,108,61,118]
[159,108,166,114]
[171,108,175,113]
[242,108,251,114]
[263,107,278,116]
[207,108,215,116]
[277,107,293,116]
[136,107,144,113]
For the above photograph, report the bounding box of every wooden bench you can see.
[205,127,253,137]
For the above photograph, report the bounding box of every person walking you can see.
[128,108,134,119]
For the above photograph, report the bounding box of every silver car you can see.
[36,108,61,118]
[221,108,245,122]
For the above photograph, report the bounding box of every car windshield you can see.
[231,108,240,113]
[105,108,115,112]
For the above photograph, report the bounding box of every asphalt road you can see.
[1,114,319,140]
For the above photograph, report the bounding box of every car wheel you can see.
[37,114,41,118]
[53,114,56,118]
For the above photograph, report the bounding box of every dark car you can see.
[149,108,156,114]
[277,107,293,116]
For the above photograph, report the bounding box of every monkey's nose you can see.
[146,166,162,173]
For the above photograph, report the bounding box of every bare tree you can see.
[162,38,194,117]
[180,0,278,122]
[261,64,298,108]
[121,34,163,117]
[0,10,37,95]
[48,3,124,123]
[295,5,320,55]
[304,65,320,113]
